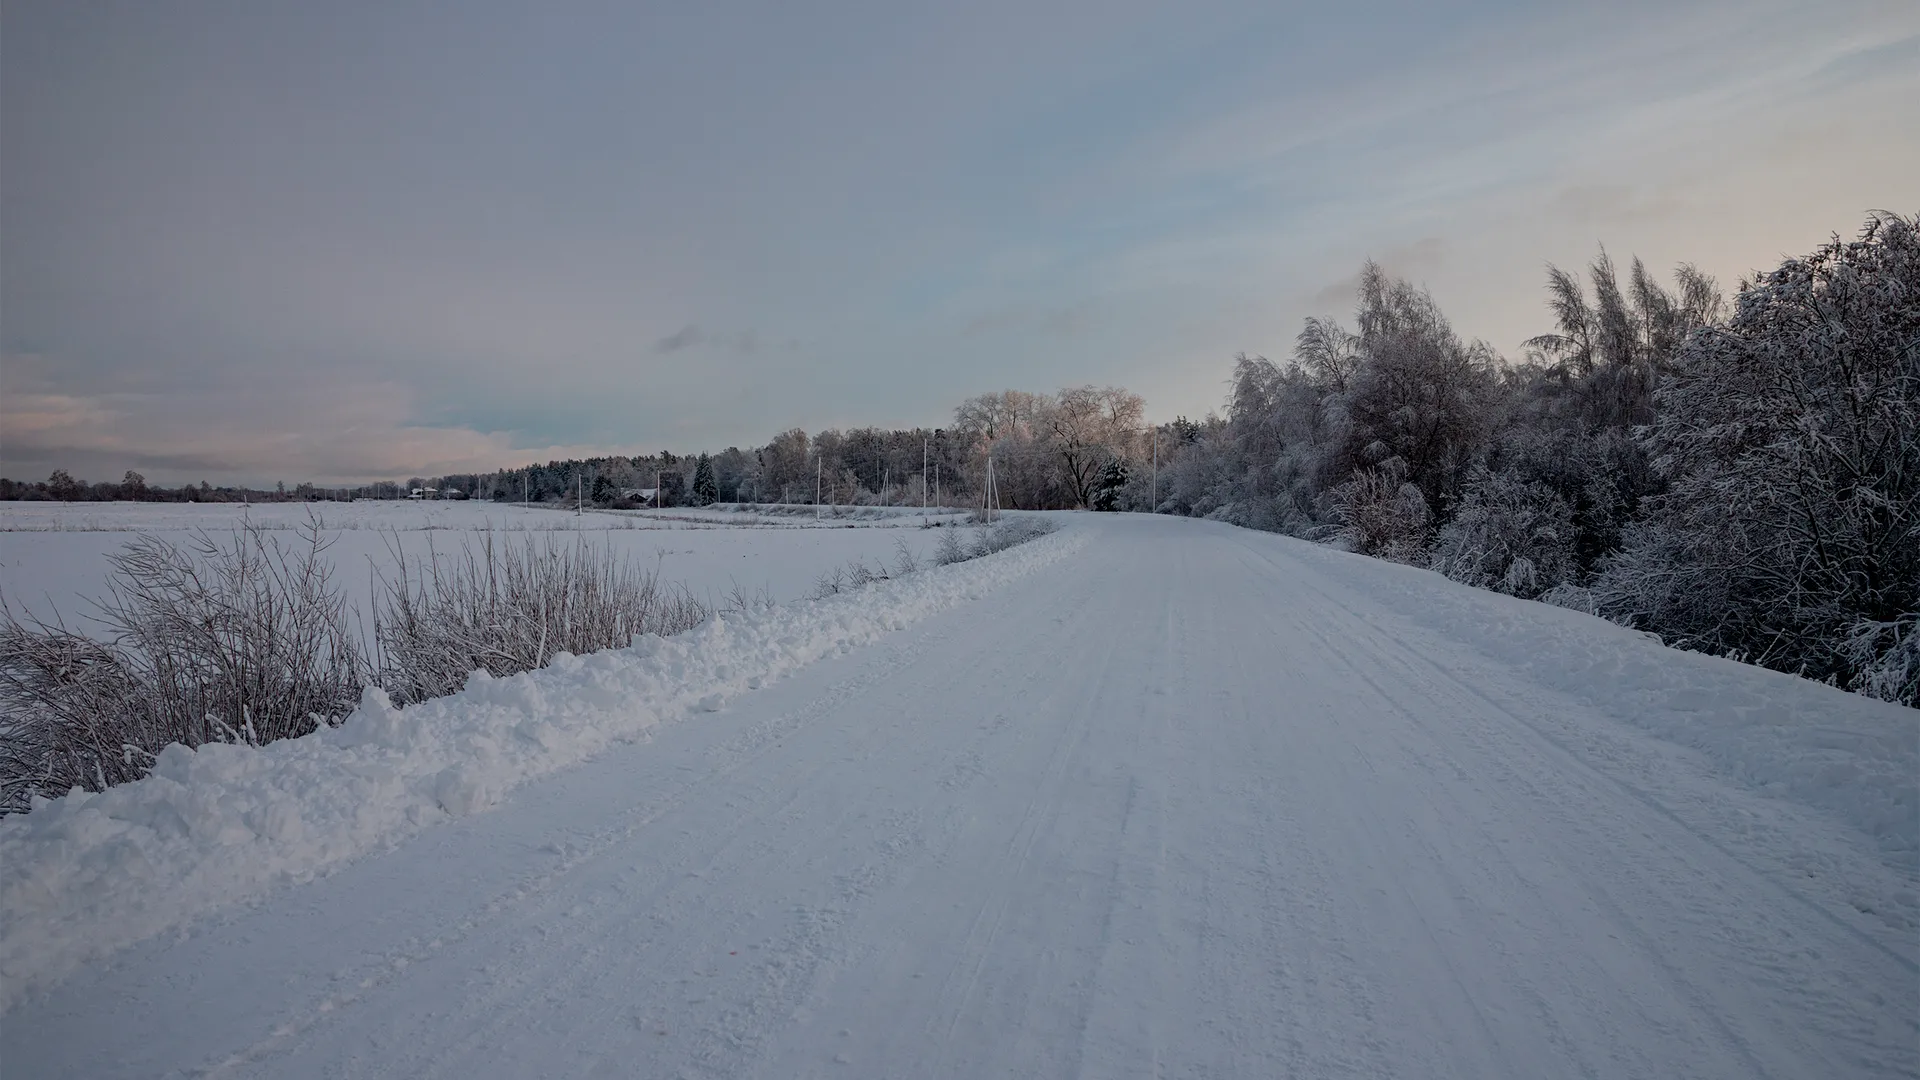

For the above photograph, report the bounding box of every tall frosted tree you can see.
[1595,213,1919,700]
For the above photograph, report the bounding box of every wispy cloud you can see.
[4,0,1914,477]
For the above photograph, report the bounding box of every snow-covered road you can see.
[4,515,1915,1078]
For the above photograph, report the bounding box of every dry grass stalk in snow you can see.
[0,523,718,810]
[0,521,365,812]
[372,530,708,704]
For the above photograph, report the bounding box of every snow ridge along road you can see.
[3,513,1915,1079]
[0,522,1084,1013]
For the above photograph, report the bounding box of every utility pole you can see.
[1151,424,1158,513]
[816,454,822,521]
[922,439,928,510]
[984,454,997,524]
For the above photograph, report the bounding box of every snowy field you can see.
[0,500,972,631]
[1,512,1915,1078]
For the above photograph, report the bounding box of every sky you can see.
[3,0,1916,487]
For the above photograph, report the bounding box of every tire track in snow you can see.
[919,597,1122,1076]
[201,620,961,1078]
[7,515,1913,1080]
[1221,529,1911,1077]
[1254,546,1784,1077]
[192,541,1097,1079]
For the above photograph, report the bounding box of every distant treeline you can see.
[3,390,1153,514]
[0,472,370,504]
[437,392,1150,513]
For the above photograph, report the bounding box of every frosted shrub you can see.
[1429,469,1577,599]
[970,517,1058,558]
[0,521,366,812]
[1843,615,1919,707]
[1594,213,1919,692]
[934,526,968,566]
[810,564,850,599]
[811,559,893,599]
[373,531,707,704]
[1331,461,1430,564]
[892,536,921,576]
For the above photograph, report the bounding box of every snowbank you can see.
[0,524,1084,1012]
[1275,536,1919,867]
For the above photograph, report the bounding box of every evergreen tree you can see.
[693,453,718,506]
[1089,458,1130,512]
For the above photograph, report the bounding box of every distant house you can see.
[408,487,440,500]
[623,488,658,506]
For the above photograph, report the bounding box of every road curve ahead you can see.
[3,514,1914,1078]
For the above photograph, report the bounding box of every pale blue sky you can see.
[4,0,1915,484]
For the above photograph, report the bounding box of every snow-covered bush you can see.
[1469,424,1655,580]
[372,531,707,704]
[892,536,921,576]
[0,521,366,812]
[934,526,968,566]
[1594,213,1919,699]
[1429,468,1577,598]
[811,558,896,599]
[1330,459,1430,564]
[967,515,1058,558]
[1843,614,1919,705]
[809,564,851,599]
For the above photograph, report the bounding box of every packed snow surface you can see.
[2,514,1915,1078]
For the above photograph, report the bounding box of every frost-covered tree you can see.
[1594,213,1919,698]
[954,391,1060,509]
[1294,316,1362,393]
[1046,385,1144,508]
[1336,265,1500,520]
[1525,252,1724,429]
[760,429,812,502]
